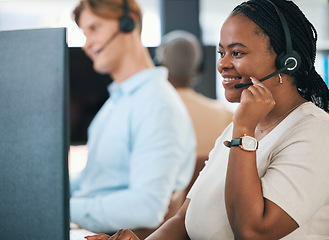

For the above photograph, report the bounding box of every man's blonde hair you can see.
[73,0,143,33]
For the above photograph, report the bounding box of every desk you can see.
[70,222,96,240]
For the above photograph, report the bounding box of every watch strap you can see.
[230,138,242,147]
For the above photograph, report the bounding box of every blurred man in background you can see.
[69,0,196,235]
[155,30,233,191]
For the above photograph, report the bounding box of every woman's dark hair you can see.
[232,0,329,113]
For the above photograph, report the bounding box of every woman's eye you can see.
[217,50,225,58]
[232,51,243,57]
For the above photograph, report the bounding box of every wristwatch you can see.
[224,134,258,151]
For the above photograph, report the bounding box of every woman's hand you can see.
[85,229,140,240]
[233,77,275,133]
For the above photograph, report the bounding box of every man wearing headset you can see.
[69,0,196,234]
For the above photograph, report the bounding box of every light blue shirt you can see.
[70,67,196,233]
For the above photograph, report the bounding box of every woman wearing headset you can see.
[86,0,329,239]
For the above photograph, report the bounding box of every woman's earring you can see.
[279,73,283,84]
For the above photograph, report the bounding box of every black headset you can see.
[235,0,302,88]
[119,0,135,33]
[94,0,136,54]
[266,0,301,74]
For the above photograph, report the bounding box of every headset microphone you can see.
[234,0,301,89]
[235,59,296,89]
[95,30,121,55]
[95,0,135,55]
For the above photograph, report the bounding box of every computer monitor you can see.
[69,47,112,145]
[0,28,70,240]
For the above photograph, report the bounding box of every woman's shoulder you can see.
[280,102,329,142]
[267,102,329,150]
[284,102,329,132]
[299,102,329,122]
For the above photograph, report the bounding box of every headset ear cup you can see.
[276,50,301,74]
[120,15,135,33]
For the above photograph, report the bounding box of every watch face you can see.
[242,136,258,151]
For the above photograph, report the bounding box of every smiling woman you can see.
[84,0,329,239]
[217,14,277,103]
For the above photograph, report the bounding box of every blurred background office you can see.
[1,0,329,175]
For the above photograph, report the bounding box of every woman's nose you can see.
[217,55,233,73]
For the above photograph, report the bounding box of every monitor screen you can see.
[69,47,112,145]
